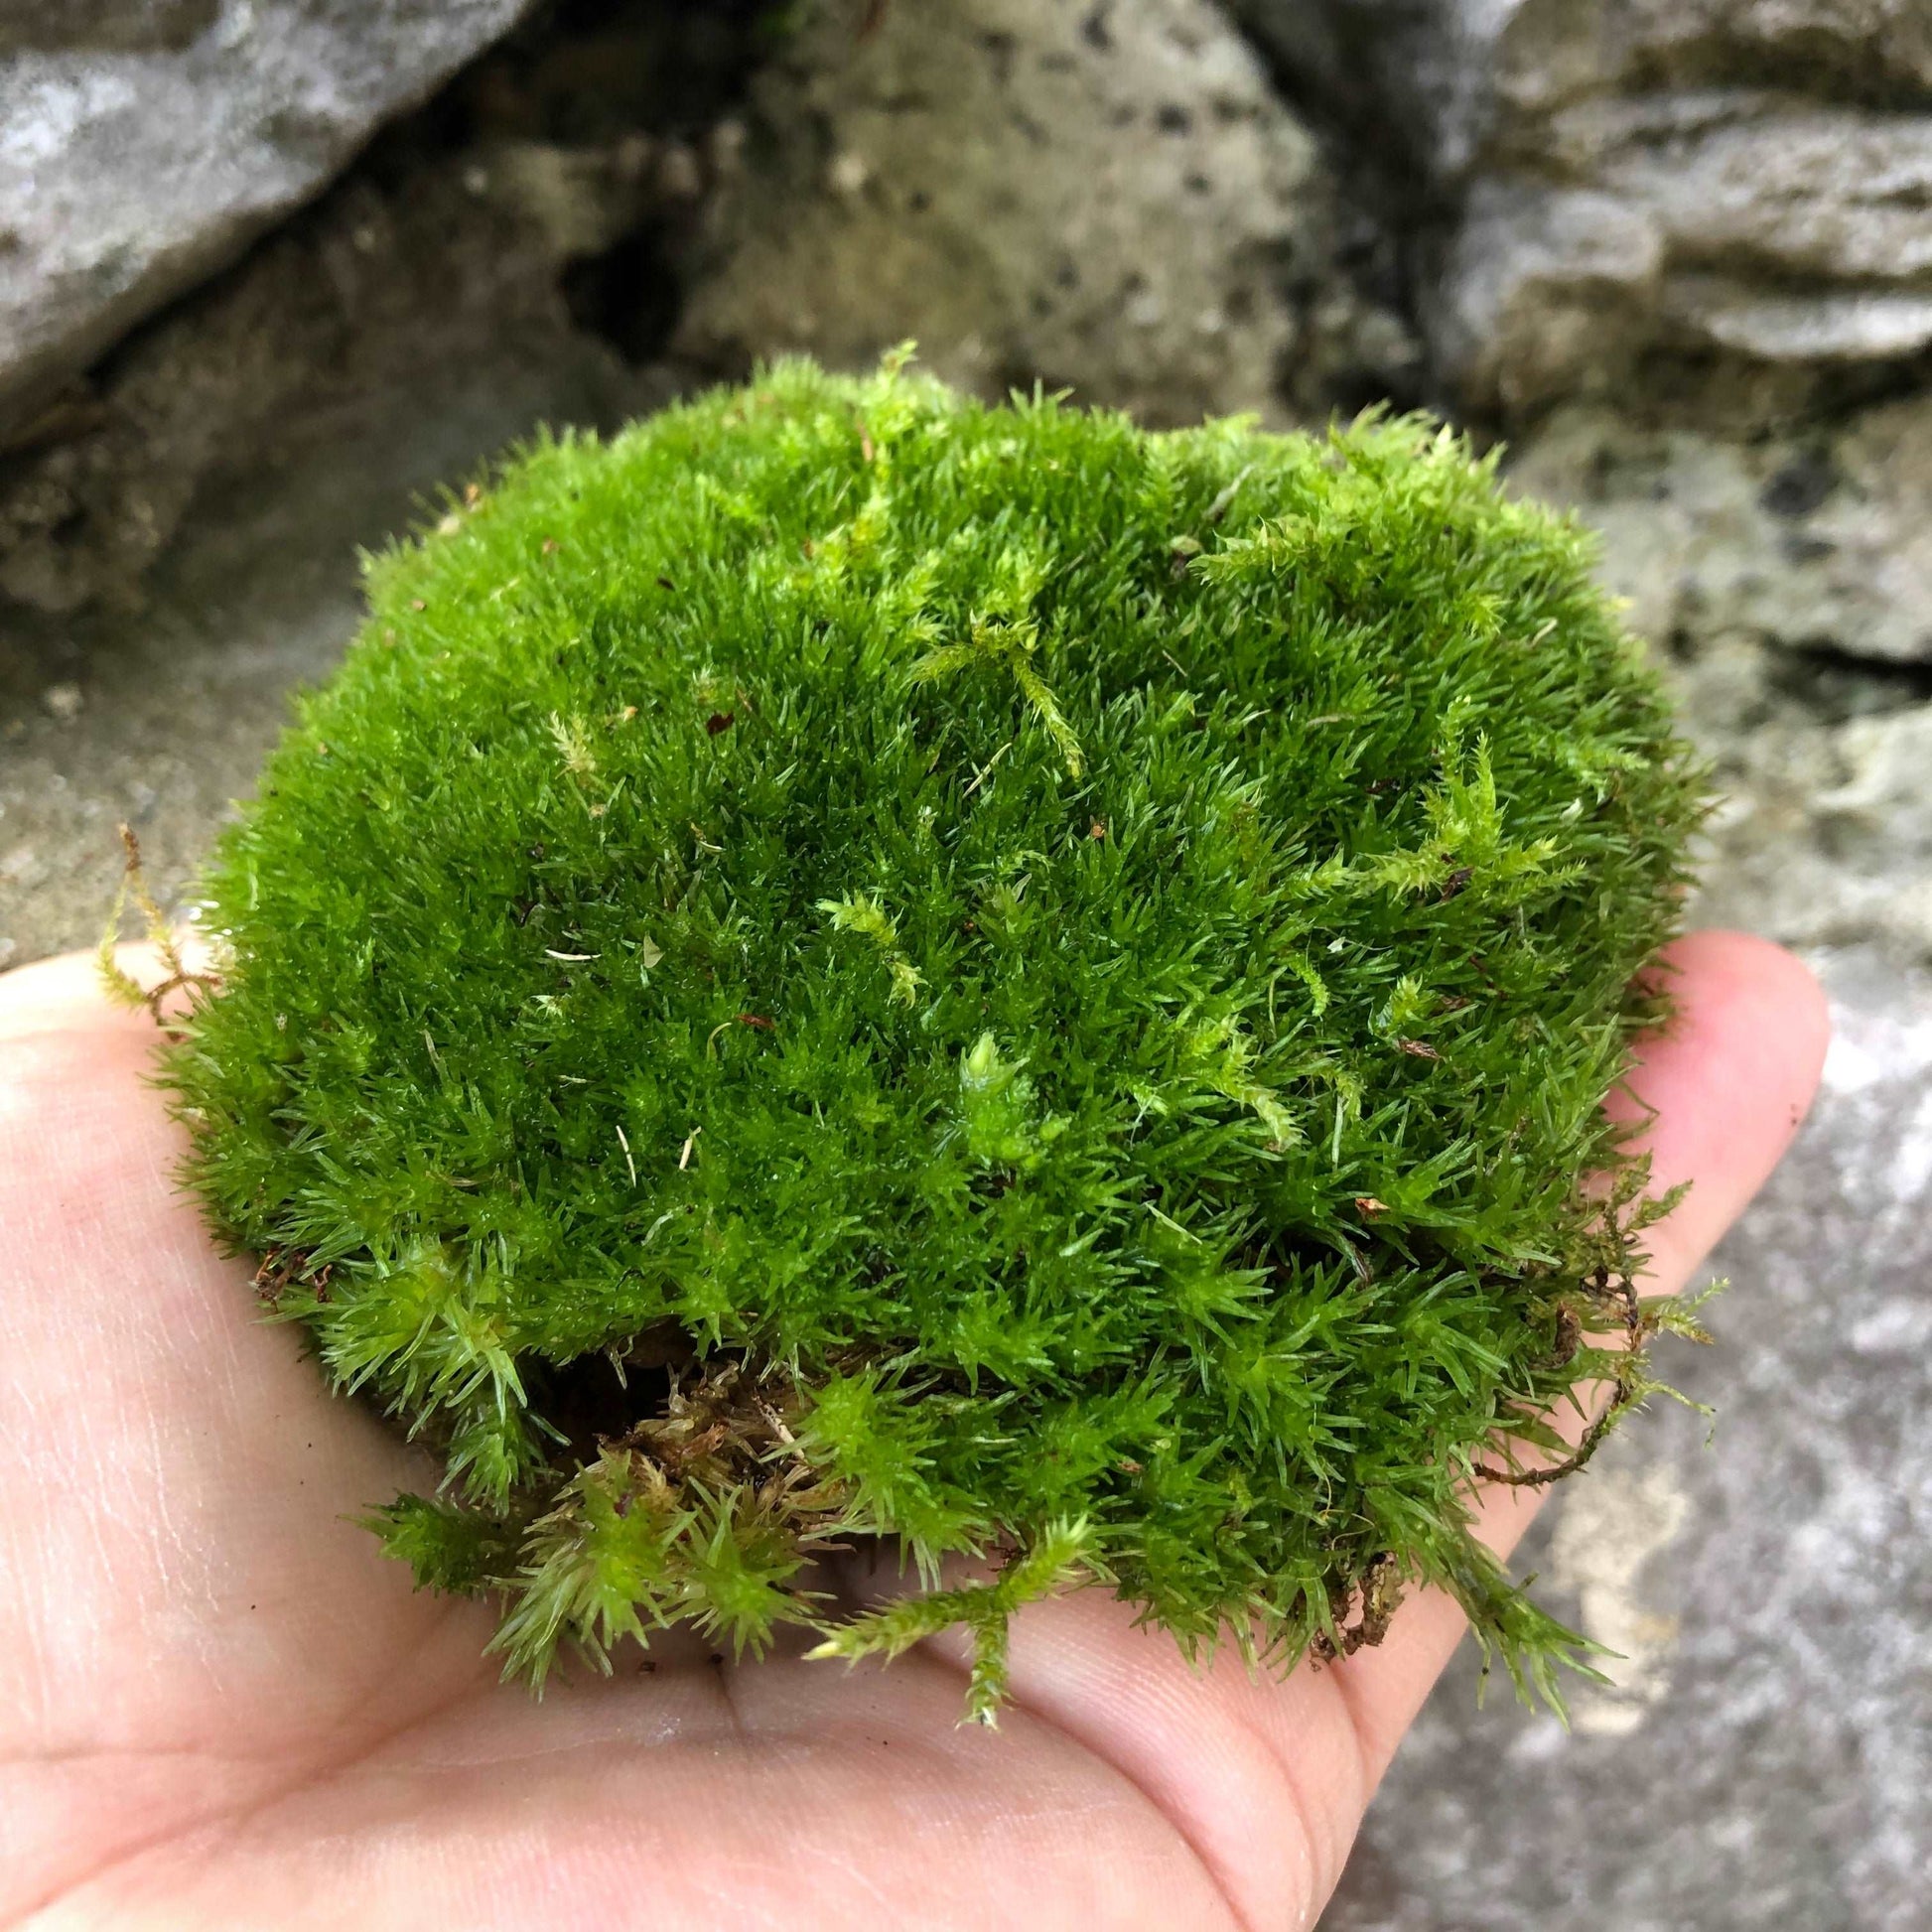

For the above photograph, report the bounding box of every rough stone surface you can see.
[1321,944,1932,1931]
[1509,395,1932,667]
[0,91,704,966]
[1500,395,1932,960]
[1682,648,1932,961]
[1238,0,1932,419]
[674,0,1418,424]
[0,0,538,440]
[0,122,701,621]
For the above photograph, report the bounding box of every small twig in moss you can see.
[98,822,220,1034]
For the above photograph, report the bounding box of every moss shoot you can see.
[155,356,1708,1719]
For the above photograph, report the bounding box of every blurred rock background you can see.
[1,2,1925,1924]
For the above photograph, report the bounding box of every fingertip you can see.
[0,949,121,1042]
[1647,927,1830,1069]
[1618,928,1830,1288]
[0,943,200,1044]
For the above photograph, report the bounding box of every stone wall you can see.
[1,2,1924,1924]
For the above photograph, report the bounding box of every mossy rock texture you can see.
[157,356,1708,1718]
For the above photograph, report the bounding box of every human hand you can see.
[1,931,1826,1930]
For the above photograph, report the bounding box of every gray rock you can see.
[1507,395,1932,667]
[1236,0,1932,418]
[1321,943,1932,1931]
[1229,0,1501,182]
[673,0,1417,426]
[1502,395,1932,958]
[0,0,539,441]
[0,124,687,968]
[0,2,221,58]
[0,122,704,621]
[1692,674,1932,963]
[1434,178,1667,420]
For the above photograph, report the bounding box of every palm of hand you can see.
[2,940,1824,1930]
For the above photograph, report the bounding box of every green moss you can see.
[159,355,1708,1718]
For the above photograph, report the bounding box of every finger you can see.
[0,956,480,1762]
[0,947,143,1039]
[0,941,213,1041]
[1332,928,1830,1779]
[1605,927,1831,1295]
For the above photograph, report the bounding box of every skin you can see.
[0,932,1827,1932]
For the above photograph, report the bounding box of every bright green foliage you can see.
[808,1518,1098,1724]
[160,356,1707,1718]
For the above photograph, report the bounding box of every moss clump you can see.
[158,356,1707,1718]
